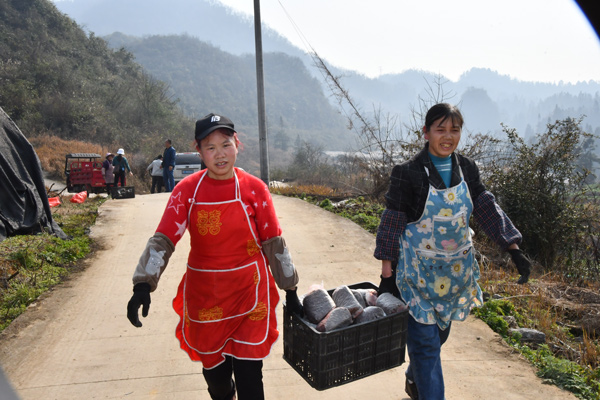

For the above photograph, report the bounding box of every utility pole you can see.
[254,0,269,185]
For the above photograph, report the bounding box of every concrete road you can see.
[0,193,575,399]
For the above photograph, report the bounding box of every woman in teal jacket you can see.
[112,148,132,187]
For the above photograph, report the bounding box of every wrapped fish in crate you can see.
[283,282,408,390]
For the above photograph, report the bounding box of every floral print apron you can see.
[172,171,279,369]
[397,167,483,329]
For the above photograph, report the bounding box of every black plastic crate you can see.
[110,186,135,199]
[283,282,407,390]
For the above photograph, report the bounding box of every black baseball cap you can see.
[195,113,235,142]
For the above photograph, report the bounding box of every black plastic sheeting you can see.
[0,107,67,242]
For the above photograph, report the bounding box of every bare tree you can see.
[311,53,455,199]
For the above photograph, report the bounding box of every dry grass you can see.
[270,184,352,201]
[476,239,600,371]
[30,134,109,179]
[31,134,153,193]
[582,331,599,369]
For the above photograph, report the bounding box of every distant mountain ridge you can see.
[52,0,305,57]
[102,32,349,149]
[53,0,600,139]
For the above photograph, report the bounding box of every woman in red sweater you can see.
[127,113,302,400]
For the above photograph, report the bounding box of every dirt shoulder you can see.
[0,194,576,399]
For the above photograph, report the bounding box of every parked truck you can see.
[64,153,106,194]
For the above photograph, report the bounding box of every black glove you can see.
[508,248,531,284]
[378,274,400,297]
[285,288,303,316]
[127,282,151,327]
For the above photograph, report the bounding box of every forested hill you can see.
[52,0,600,144]
[0,0,194,153]
[104,33,348,148]
[0,0,351,158]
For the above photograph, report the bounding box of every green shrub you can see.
[0,198,105,332]
[473,298,600,399]
[521,345,600,400]
[319,198,333,211]
[483,117,600,280]
[350,213,380,234]
[472,299,516,337]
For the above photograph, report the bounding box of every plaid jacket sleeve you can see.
[472,190,522,250]
[374,209,407,261]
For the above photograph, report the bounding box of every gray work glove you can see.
[508,248,531,284]
[127,282,151,327]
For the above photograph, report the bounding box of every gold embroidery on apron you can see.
[248,302,267,321]
[208,210,222,235]
[253,270,259,285]
[247,239,260,256]
[197,210,222,236]
[185,309,191,328]
[198,306,224,321]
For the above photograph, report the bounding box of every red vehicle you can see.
[64,153,107,193]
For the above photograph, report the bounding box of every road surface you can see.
[0,193,576,399]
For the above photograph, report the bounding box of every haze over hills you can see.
[52,0,305,58]
[102,32,349,150]
[52,0,600,142]
[4,0,598,183]
[0,0,347,181]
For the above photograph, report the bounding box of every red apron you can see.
[172,171,280,369]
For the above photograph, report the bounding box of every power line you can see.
[276,0,362,138]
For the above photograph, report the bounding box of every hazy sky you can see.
[216,0,600,84]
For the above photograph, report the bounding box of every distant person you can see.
[112,148,133,187]
[127,113,303,400]
[375,103,531,400]
[162,139,176,192]
[146,155,164,194]
[101,152,114,192]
